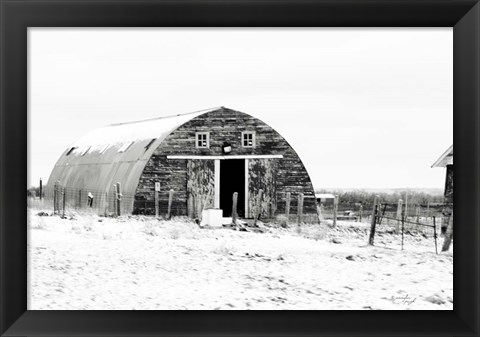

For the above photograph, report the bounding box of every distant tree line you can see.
[315,189,445,210]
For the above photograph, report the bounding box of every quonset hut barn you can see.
[47,107,318,221]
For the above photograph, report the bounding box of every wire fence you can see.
[367,200,453,254]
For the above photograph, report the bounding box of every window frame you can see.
[195,132,210,149]
[241,131,256,148]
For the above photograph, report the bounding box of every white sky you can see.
[28,28,452,190]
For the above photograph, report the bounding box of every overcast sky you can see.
[28,28,452,190]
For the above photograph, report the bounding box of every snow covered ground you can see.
[27,208,453,310]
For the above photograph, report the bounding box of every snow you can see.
[27,208,453,310]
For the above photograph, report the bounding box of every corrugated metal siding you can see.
[46,108,217,213]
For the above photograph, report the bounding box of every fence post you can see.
[416,205,420,223]
[78,189,82,209]
[368,196,378,245]
[285,192,291,226]
[254,189,263,226]
[433,216,438,254]
[39,178,43,200]
[155,190,159,217]
[297,193,304,226]
[167,189,174,220]
[317,200,322,224]
[333,195,339,227]
[116,182,122,216]
[400,202,405,250]
[396,199,403,219]
[104,192,109,217]
[113,185,117,217]
[62,187,66,218]
[232,192,238,225]
[404,191,409,221]
[53,182,57,214]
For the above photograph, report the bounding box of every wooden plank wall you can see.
[134,107,317,218]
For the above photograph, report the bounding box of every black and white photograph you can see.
[27,28,453,310]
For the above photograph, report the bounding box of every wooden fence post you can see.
[433,216,438,254]
[285,192,291,226]
[297,193,304,226]
[62,187,66,218]
[401,202,405,250]
[155,182,160,218]
[53,182,58,214]
[333,195,339,227]
[116,182,122,216]
[358,204,363,222]
[113,184,117,217]
[416,205,420,223]
[232,192,238,225]
[405,191,409,221]
[39,178,43,200]
[368,196,378,245]
[104,192,109,217]
[254,189,263,226]
[167,189,174,220]
[78,189,82,209]
[397,199,403,219]
[396,199,403,231]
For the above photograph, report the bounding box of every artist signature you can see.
[389,294,416,305]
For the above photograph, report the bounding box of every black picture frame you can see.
[1,1,478,336]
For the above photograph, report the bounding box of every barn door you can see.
[248,159,278,219]
[186,159,215,218]
[219,159,245,217]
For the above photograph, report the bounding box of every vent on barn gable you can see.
[65,147,77,156]
[80,146,91,156]
[99,144,109,154]
[144,138,156,152]
[118,141,134,153]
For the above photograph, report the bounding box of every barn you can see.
[46,107,318,221]
[431,144,453,207]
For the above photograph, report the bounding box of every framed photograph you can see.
[1,0,479,336]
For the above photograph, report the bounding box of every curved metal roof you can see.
[46,107,220,212]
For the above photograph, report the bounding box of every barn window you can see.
[65,147,77,156]
[80,146,91,156]
[144,138,156,152]
[242,131,255,148]
[195,132,210,148]
[118,141,134,153]
[99,144,109,154]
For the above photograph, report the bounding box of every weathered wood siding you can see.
[444,164,453,205]
[248,159,277,218]
[187,159,215,218]
[134,107,317,219]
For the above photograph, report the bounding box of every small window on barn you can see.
[65,147,77,156]
[80,146,91,156]
[99,144,109,154]
[144,138,156,152]
[196,132,210,148]
[118,141,134,153]
[242,131,255,148]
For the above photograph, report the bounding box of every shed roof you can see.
[47,107,221,211]
[431,145,453,168]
